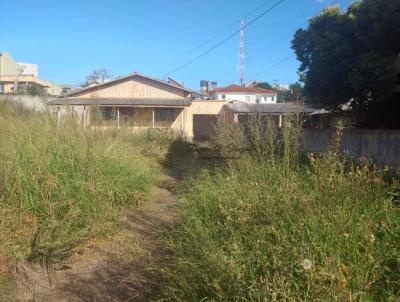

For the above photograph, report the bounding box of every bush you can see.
[160,116,400,301]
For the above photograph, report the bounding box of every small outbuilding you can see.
[222,102,315,127]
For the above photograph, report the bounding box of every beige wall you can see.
[0,53,20,76]
[72,76,189,99]
[192,100,225,115]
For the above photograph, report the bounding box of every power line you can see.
[154,0,275,76]
[216,22,306,82]
[247,54,294,81]
[162,0,286,78]
[217,0,340,84]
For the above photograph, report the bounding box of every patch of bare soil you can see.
[15,175,180,302]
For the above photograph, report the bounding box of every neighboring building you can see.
[0,52,62,95]
[200,80,218,94]
[59,84,77,96]
[48,72,194,138]
[223,102,315,127]
[18,62,39,77]
[209,84,277,104]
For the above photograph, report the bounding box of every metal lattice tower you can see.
[237,18,246,86]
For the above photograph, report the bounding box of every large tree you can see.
[292,0,400,128]
[81,68,112,88]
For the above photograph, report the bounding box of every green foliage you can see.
[159,117,400,301]
[255,82,304,103]
[27,83,46,96]
[292,0,400,128]
[254,82,273,90]
[0,100,157,264]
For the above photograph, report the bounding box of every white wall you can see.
[215,93,277,104]
[18,62,39,77]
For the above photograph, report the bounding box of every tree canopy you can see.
[27,83,46,96]
[81,68,112,88]
[254,81,304,103]
[292,0,400,128]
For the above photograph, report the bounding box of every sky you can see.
[0,0,354,90]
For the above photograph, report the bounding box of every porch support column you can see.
[234,113,238,123]
[57,106,61,127]
[181,108,184,132]
[152,108,155,128]
[117,107,120,129]
[278,114,283,128]
[83,106,87,130]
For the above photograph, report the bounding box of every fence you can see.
[301,129,400,168]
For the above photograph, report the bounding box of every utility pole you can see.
[237,18,246,86]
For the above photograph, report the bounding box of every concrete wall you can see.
[0,94,52,111]
[301,129,400,168]
[192,100,225,115]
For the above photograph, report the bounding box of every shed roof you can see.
[226,103,315,113]
[48,98,192,107]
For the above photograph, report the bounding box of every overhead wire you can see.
[161,0,286,78]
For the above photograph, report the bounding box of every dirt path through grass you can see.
[17,174,180,302]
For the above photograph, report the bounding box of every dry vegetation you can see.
[159,116,400,301]
[0,100,171,300]
[0,101,399,301]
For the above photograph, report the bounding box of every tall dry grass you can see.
[0,100,158,266]
[160,115,400,301]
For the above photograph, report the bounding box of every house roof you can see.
[67,72,192,97]
[210,84,276,95]
[226,103,315,114]
[48,98,192,107]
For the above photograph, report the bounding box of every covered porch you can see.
[48,98,193,138]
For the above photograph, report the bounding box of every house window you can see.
[245,96,250,102]
[101,107,117,120]
[221,94,226,100]
[155,108,177,121]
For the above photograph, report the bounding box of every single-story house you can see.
[48,72,194,138]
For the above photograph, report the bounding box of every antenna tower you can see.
[238,18,246,86]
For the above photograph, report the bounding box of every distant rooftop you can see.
[226,102,315,113]
[210,84,276,95]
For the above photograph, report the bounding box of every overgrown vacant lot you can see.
[0,102,399,301]
[0,102,163,294]
[160,121,400,301]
